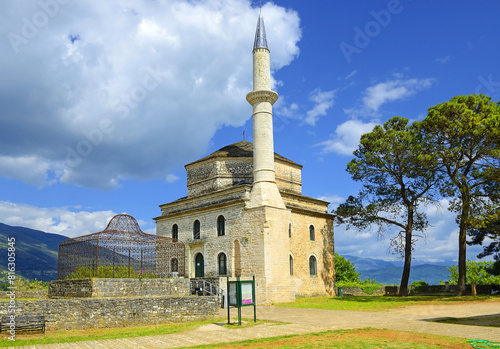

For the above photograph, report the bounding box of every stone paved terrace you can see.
[5,301,500,348]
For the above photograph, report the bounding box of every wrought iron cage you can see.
[57,214,185,279]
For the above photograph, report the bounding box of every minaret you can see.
[246,13,286,209]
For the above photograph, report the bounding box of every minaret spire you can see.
[246,12,285,209]
[253,11,268,50]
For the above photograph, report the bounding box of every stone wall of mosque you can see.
[289,210,335,298]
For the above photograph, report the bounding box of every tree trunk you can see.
[457,199,470,296]
[399,227,413,296]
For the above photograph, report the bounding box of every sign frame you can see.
[226,276,256,325]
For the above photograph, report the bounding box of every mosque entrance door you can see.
[195,253,204,277]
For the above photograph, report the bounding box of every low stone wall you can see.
[48,278,190,298]
[340,286,386,296]
[338,284,496,297]
[411,284,492,295]
[0,296,218,331]
[0,291,47,299]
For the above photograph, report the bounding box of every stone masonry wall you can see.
[0,296,218,331]
[48,278,190,298]
[0,291,47,299]
[290,210,335,298]
[48,279,93,298]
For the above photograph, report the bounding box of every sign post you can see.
[227,276,256,326]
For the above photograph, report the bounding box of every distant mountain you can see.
[0,223,70,281]
[344,255,452,285]
[344,255,398,271]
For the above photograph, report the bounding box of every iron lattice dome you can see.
[57,214,185,279]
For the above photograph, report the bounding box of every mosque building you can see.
[155,13,335,303]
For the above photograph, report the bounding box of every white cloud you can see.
[334,198,490,263]
[435,55,451,64]
[362,78,434,112]
[0,201,116,238]
[0,0,301,189]
[304,89,336,126]
[317,119,379,156]
[165,173,180,183]
[317,194,344,211]
[345,77,434,118]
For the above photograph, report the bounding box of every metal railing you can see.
[190,279,225,307]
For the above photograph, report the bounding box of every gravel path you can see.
[7,300,500,348]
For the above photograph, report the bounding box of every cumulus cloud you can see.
[316,119,379,156]
[345,77,434,117]
[304,89,336,126]
[0,201,116,238]
[0,0,301,189]
[334,198,489,263]
[362,78,434,112]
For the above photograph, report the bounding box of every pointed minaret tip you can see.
[253,12,268,50]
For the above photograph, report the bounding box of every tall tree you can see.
[334,117,439,296]
[417,94,500,295]
[468,210,500,276]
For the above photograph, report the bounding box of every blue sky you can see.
[0,0,499,264]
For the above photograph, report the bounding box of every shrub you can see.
[410,280,428,292]
[65,265,157,279]
[12,276,49,291]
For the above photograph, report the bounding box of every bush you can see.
[447,260,500,285]
[337,278,383,295]
[13,276,49,291]
[410,280,428,292]
[66,265,157,279]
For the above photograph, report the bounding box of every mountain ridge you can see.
[343,255,452,285]
[0,222,69,281]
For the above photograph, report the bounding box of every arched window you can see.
[289,255,294,275]
[288,223,292,238]
[171,258,178,273]
[172,224,178,241]
[217,215,225,236]
[218,253,227,275]
[309,255,317,276]
[193,220,200,239]
[309,225,315,241]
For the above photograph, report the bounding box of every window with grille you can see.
[172,224,178,241]
[218,253,227,275]
[193,220,200,239]
[309,255,317,276]
[217,215,225,236]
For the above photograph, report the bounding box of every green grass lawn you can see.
[183,328,471,349]
[0,317,225,347]
[274,295,500,311]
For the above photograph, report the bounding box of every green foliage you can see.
[66,265,157,279]
[417,94,500,293]
[335,254,382,294]
[334,253,361,284]
[410,280,428,292]
[487,260,500,276]
[446,260,500,285]
[468,211,500,267]
[334,116,440,295]
[9,275,49,291]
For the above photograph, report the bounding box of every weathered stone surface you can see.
[0,291,47,299]
[48,278,190,298]
[0,296,218,331]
